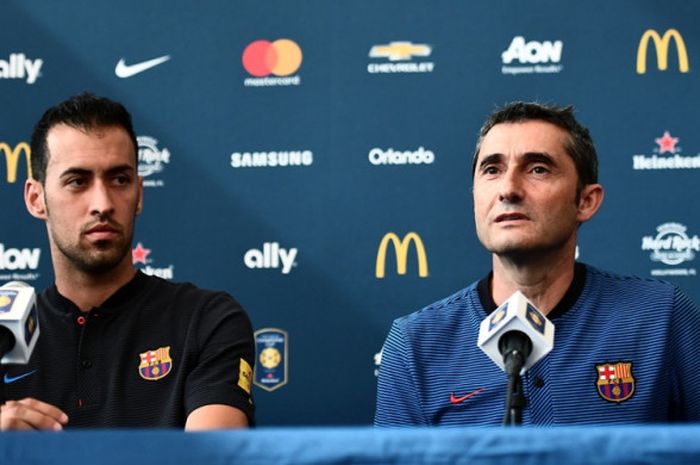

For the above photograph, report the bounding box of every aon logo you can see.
[502,36,563,64]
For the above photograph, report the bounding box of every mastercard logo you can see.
[242,39,303,77]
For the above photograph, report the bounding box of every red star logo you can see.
[132,242,151,265]
[655,131,679,154]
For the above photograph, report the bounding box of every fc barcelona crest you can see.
[595,361,635,403]
[138,346,173,381]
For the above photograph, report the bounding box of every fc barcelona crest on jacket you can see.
[139,346,173,381]
[595,362,635,403]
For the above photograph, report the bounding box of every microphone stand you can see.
[503,371,526,425]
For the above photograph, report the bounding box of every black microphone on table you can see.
[477,290,554,425]
[0,281,39,364]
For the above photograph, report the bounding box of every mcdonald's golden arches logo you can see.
[636,29,689,74]
[1,142,32,183]
[376,232,428,279]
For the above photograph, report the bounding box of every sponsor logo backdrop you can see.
[0,0,698,425]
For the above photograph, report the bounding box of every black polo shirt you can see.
[1,271,255,428]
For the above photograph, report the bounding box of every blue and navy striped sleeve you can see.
[669,285,700,420]
[374,318,427,426]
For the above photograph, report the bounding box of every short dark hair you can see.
[30,92,138,184]
[472,102,598,193]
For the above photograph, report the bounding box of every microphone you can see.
[478,291,554,425]
[0,281,39,364]
[477,290,554,374]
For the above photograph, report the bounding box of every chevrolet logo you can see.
[369,42,432,61]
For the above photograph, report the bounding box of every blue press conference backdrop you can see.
[0,1,698,425]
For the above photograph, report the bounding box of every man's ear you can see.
[25,178,47,220]
[577,183,604,223]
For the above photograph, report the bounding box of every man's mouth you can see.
[495,213,529,223]
[84,224,120,240]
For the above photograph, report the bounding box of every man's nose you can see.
[498,169,524,203]
[90,181,115,218]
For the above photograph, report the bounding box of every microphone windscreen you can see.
[477,290,554,372]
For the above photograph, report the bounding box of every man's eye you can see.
[67,178,85,186]
[482,166,499,175]
[532,166,549,174]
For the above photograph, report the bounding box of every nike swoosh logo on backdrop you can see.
[115,55,171,78]
[449,388,485,404]
[3,369,37,384]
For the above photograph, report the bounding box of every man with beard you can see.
[374,102,700,426]
[1,93,255,430]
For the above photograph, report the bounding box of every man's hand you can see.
[1,398,68,431]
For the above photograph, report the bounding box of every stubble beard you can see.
[45,212,135,276]
[53,232,133,275]
[43,190,138,276]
